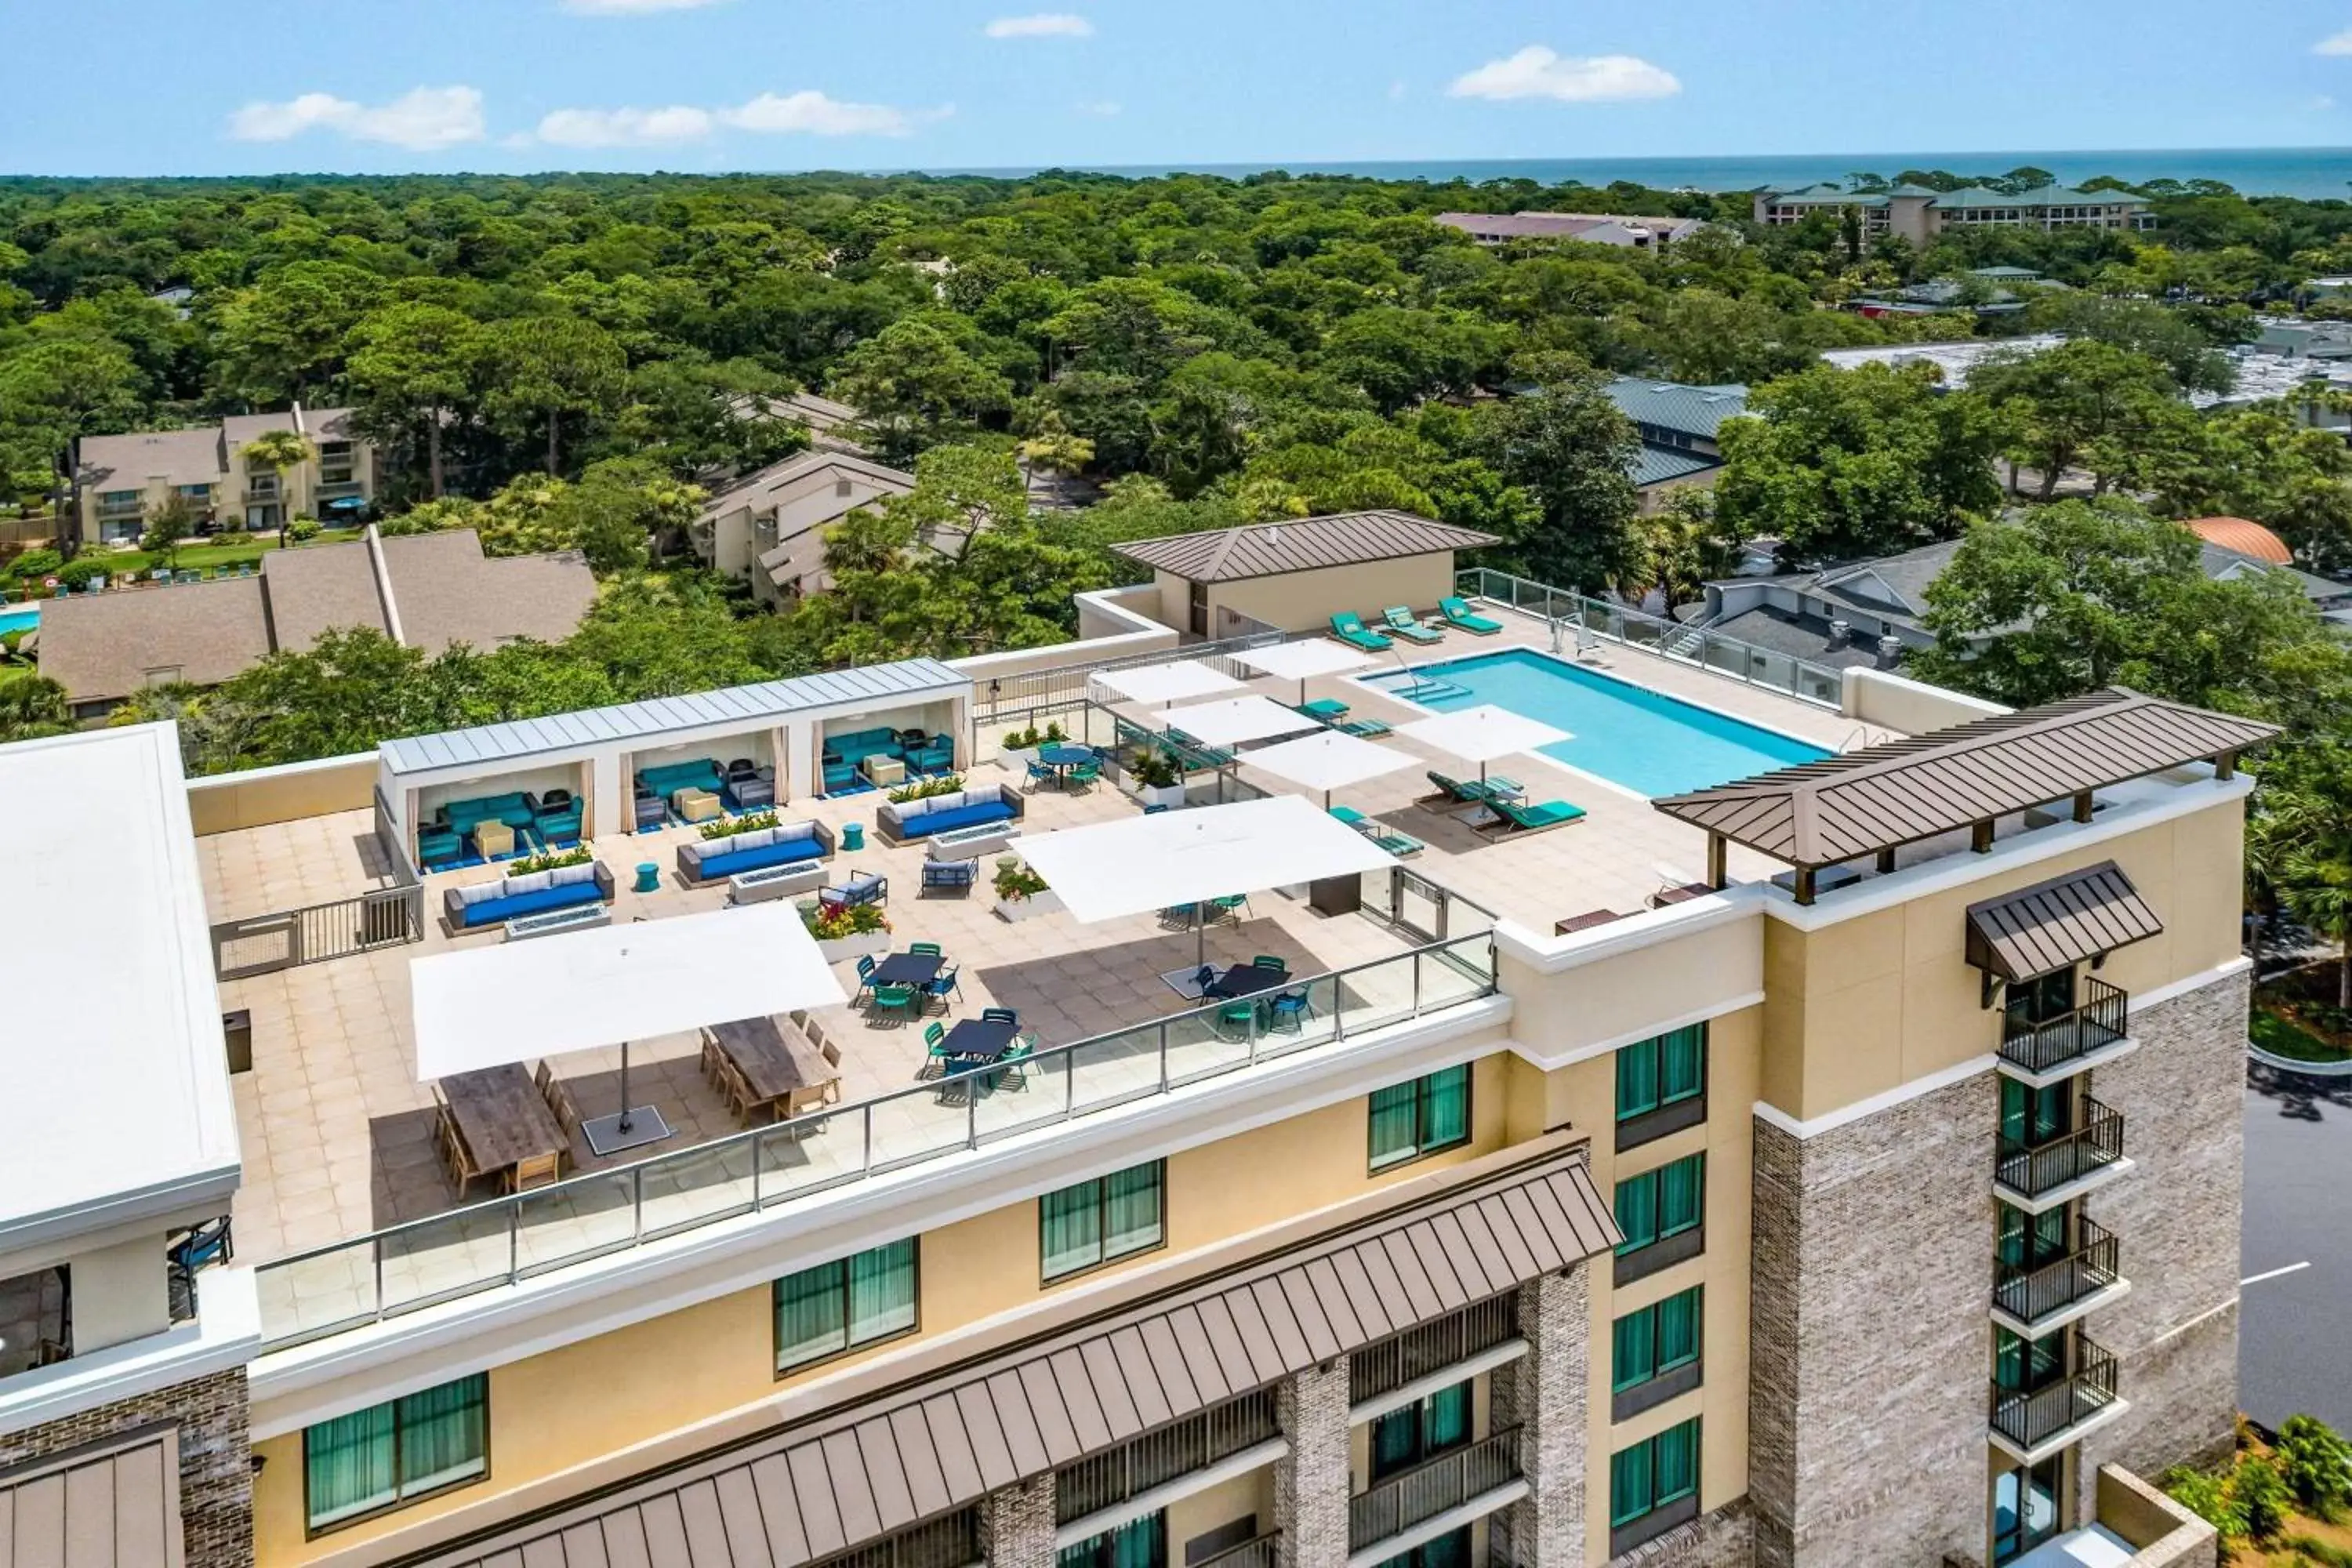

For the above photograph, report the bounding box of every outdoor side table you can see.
[633,862,660,893]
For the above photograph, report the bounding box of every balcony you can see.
[1999,978,2130,1078]
[1193,1533,1279,1568]
[1350,1294,1519,1406]
[1348,1427,1524,1555]
[1990,1338,2120,1457]
[1993,1220,2123,1334]
[1054,1389,1279,1525]
[1995,1099,2124,1207]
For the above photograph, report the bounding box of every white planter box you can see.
[1129,782,1187,811]
[815,931,892,963]
[1002,747,1040,771]
[994,890,1065,924]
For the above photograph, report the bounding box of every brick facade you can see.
[1275,1359,1351,1568]
[1610,1497,1753,1568]
[980,1475,1058,1568]
[1748,1074,1994,1568]
[2077,970,2249,1494]
[1490,1269,1589,1568]
[0,1367,252,1568]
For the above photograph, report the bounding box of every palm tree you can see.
[240,429,313,532]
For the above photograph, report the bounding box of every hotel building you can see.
[0,526,2242,1568]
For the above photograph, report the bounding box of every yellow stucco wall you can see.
[187,756,379,835]
[1144,556,1460,637]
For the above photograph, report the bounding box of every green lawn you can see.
[2251,1007,2352,1063]
[78,528,366,582]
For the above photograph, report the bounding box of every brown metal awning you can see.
[405,1145,1618,1568]
[1965,861,2163,982]
[0,1426,184,1568]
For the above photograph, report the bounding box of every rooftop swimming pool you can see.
[1367,648,1831,798]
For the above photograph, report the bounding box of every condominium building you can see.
[1432,214,1709,250]
[691,451,918,605]
[0,538,2245,1568]
[1751,184,2156,248]
[74,407,379,544]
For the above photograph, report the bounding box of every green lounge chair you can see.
[1298,699,1350,720]
[1331,612,1392,652]
[1329,805,1424,857]
[1481,797,1588,835]
[1438,596,1504,635]
[1425,771,1483,804]
[1381,607,1444,645]
[1336,717,1393,738]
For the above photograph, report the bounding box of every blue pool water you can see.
[1368,648,1830,798]
[0,604,37,637]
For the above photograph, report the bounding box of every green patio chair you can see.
[1482,797,1588,835]
[1215,1001,1260,1041]
[871,982,920,1021]
[1380,606,1444,645]
[922,1020,951,1073]
[1330,612,1392,652]
[1066,759,1102,789]
[1251,953,1287,971]
[1437,596,1504,635]
[1211,893,1250,922]
[909,942,943,956]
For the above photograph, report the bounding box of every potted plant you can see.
[1001,724,1044,771]
[804,901,892,962]
[1123,749,1187,811]
[992,862,1062,923]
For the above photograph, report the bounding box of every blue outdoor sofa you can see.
[822,727,955,792]
[675,818,836,885]
[875,783,1023,844]
[442,860,616,930]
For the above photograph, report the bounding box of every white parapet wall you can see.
[1841,666,2009,735]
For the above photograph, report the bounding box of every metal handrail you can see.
[253,931,1501,1351]
[1191,1533,1279,1568]
[1348,1425,1524,1551]
[1998,978,2129,1074]
[1995,1099,2125,1198]
[1994,1219,2120,1327]
[1351,1293,1519,1405]
[972,626,1290,716]
[1454,568,1844,709]
[1989,1338,2118,1449]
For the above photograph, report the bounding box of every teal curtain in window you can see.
[1609,1439,1654,1527]
[1368,1083,1418,1166]
[1109,1512,1164,1568]
[1612,1308,1656,1392]
[396,1375,487,1495]
[304,1403,396,1529]
[1041,1180,1104,1279]
[777,1260,849,1370]
[1660,1025,1704,1103]
[1613,1173,1658,1254]
[1657,1287,1700,1370]
[1653,1419,1699,1504]
[1421,1066,1468,1149]
[1370,1407,1419,1480]
[1659,1155,1704,1236]
[849,1239,916,1344]
[1424,1381,1470,1450]
[1104,1163,1163,1259]
[1615,1037,1660,1120]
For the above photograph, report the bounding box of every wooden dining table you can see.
[708,1016,839,1120]
[440,1063,568,1192]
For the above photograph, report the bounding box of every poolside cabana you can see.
[1230,639,1372,704]
[377,659,971,866]
[412,902,847,1155]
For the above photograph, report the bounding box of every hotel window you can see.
[1609,1417,1700,1549]
[1369,1380,1471,1481]
[1611,1287,1703,1418]
[1060,1510,1165,1568]
[178,484,212,499]
[1614,1023,1706,1149]
[1368,1065,1470,1171]
[774,1237,918,1373]
[1613,1154,1704,1282]
[302,1373,487,1534]
[1041,1160,1164,1282]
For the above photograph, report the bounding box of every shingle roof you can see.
[75,427,225,493]
[382,532,599,653]
[1653,687,2280,869]
[34,578,274,704]
[1965,860,2164,982]
[402,1145,1617,1568]
[1112,512,1499,583]
[257,538,390,651]
[1933,184,2147,209]
[1605,377,1750,440]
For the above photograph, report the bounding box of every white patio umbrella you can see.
[1243,730,1414,811]
[1397,703,1572,788]
[1150,695,1323,750]
[411,902,848,1156]
[1091,660,1244,707]
[1231,640,1373,705]
[1014,795,1396,965]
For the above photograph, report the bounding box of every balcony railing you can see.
[1055,1389,1279,1524]
[1994,1220,2121,1328]
[2000,978,2129,1075]
[1991,1338,2119,1450]
[1348,1427,1524,1552]
[1192,1532,1279,1568]
[252,931,1500,1352]
[1351,1293,1519,1406]
[1996,1099,2124,1200]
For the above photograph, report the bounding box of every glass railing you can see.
[252,931,1500,1352]
[1454,568,1845,709]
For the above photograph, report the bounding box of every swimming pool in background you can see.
[0,604,38,638]
[1367,648,1831,798]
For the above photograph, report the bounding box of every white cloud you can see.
[2315,27,2352,54]
[563,0,724,11]
[537,104,715,147]
[1075,99,1121,117]
[1446,46,1680,103]
[226,85,486,150]
[1388,79,1409,101]
[2314,93,2339,111]
[720,90,919,136]
[985,12,1093,38]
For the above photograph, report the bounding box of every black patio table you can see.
[941,1018,1022,1064]
[1205,964,1290,1000]
[869,952,946,989]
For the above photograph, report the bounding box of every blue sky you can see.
[9,0,2352,176]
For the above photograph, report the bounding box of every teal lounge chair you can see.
[1330,805,1425,858]
[1336,717,1393,738]
[1425,771,1483,805]
[1381,607,1444,645]
[1481,797,1588,835]
[1331,612,1392,652]
[1298,699,1350,720]
[1438,596,1504,635]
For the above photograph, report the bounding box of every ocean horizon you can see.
[913,147,2352,201]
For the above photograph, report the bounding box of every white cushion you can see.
[456,882,503,907]
[550,863,598,887]
[505,870,554,895]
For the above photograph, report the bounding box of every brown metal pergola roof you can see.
[1653,688,2278,898]
[1965,861,2164,982]
[406,1145,1617,1568]
[1112,512,1501,583]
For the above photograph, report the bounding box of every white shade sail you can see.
[1152,695,1323,748]
[1243,731,1414,796]
[1231,641,1374,683]
[1091,661,1244,706]
[1013,795,1396,924]
[411,902,848,1081]
[1397,702,1571,764]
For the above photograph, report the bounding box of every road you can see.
[2241,1063,2352,1431]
